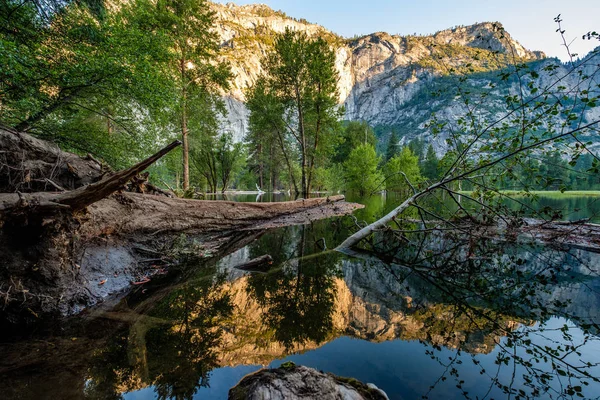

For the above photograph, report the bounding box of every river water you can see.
[2,193,600,399]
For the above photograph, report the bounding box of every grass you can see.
[460,190,600,197]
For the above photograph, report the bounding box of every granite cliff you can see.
[212,2,551,151]
[212,3,600,155]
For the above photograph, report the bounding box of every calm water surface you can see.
[2,193,600,399]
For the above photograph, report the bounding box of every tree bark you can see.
[295,86,308,195]
[180,57,190,190]
[258,142,264,190]
[336,181,444,250]
[276,127,298,194]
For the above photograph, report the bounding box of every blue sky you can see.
[213,0,599,60]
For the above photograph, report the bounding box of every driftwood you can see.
[234,255,273,273]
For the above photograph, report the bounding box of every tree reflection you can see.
[84,270,233,400]
[346,226,600,399]
[5,204,600,399]
[146,273,233,400]
[246,224,342,349]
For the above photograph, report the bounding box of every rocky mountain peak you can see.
[210,1,553,147]
[432,22,545,59]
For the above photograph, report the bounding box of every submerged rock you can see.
[228,363,389,400]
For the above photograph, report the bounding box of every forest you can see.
[3,0,598,198]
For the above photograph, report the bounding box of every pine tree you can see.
[333,121,377,164]
[385,129,400,162]
[422,144,440,180]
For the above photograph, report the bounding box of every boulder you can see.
[229,363,389,400]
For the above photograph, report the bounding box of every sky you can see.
[213,0,599,60]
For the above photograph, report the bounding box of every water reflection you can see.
[245,225,341,350]
[352,221,600,398]
[1,194,600,399]
[82,269,234,400]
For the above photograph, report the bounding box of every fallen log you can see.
[0,128,364,325]
[234,255,273,273]
[84,193,354,236]
[0,194,362,325]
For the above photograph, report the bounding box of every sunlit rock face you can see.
[211,2,551,148]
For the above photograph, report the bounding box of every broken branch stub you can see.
[55,140,181,211]
[0,140,182,218]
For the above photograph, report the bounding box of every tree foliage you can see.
[384,147,422,192]
[385,129,400,162]
[154,0,231,190]
[334,121,377,164]
[249,28,342,195]
[344,144,382,196]
[0,0,232,189]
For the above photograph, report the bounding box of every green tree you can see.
[408,137,425,161]
[245,78,294,191]
[216,133,244,193]
[256,28,342,195]
[0,0,174,162]
[422,144,440,180]
[384,147,422,192]
[155,0,231,190]
[334,121,377,164]
[537,151,570,190]
[191,136,218,193]
[385,129,400,162]
[344,144,382,196]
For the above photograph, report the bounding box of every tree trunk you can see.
[276,128,298,193]
[180,58,190,190]
[296,87,308,195]
[258,142,264,190]
[182,125,190,191]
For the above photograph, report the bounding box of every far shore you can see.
[459,190,600,196]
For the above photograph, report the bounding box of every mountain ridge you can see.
[211,2,600,154]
